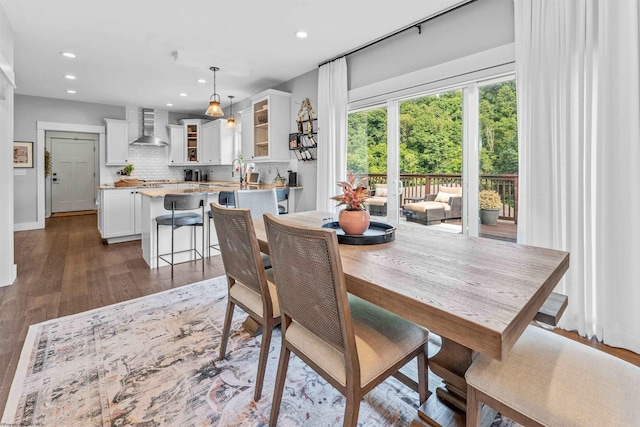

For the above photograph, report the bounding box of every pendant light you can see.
[227,95,236,128]
[205,66,224,117]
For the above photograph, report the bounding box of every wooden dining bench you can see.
[465,324,640,427]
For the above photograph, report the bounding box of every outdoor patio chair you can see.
[403,186,462,225]
[368,183,388,216]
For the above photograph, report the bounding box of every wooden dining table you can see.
[252,211,570,426]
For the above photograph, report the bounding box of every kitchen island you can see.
[138,183,302,269]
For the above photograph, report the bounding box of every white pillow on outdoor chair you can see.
[434,191,452,203]
[375,185,388,197]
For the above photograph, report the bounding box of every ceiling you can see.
[1,0,466,115]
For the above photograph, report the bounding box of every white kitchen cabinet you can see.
[100,188,144,242]
[101,189,137,240]
[168,120,209,165]
[242,89,291,162]
[105,119,129,165]
[200,121,215,164]
[239,106,253,160]
[133,190,143,234]
[181,119,205,163]
[202,119,234,165]
[168,124,185,165]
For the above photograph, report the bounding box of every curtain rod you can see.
[318,0,478,67]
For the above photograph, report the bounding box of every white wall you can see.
[274,68,319,213]
[348,0,514,91]
[0,3,16,286]
[14,95,124,226]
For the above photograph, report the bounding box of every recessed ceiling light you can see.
[197,79,206,84]
[180,93,187,97]
[295,31,308,39]
[166,103,173,106]
[64,74,76,80]
[66,90,76,94]
[60,51,76,58]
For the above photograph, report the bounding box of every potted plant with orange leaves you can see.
[330,172,371,235]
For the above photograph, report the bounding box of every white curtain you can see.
[515,0,640,353]
[316,57,348,213]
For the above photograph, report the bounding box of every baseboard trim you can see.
[103,235,142,244]
[14,221,43,232]
[0,264,17,287]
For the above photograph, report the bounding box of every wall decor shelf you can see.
[289,123,317,161]
[289,97,317,161]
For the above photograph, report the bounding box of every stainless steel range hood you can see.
[131,108,168,146]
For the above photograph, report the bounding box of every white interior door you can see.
[51,137,96,212]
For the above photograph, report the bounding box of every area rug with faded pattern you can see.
[2,276,516,426]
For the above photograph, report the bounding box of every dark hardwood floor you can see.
[1,214,639,419]
[0,214,226,415]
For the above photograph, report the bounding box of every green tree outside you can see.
[347,81,518,176]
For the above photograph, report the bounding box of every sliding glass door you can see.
[399,89,463,232]
[347,106,395,220]
[477,78,518,241]
[347,73,517,241]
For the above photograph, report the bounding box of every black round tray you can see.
[321,221,396,245]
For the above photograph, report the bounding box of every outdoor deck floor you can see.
[478,219,517,242]
[378,214,518,243]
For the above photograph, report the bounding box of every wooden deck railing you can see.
[361,173,518,223]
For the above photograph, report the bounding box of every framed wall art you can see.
[13,141,33,168]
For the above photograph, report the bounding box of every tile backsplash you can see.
[106,106,295,184]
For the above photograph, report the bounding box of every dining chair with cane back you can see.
[263,213,430,427]
[210,203,280,401]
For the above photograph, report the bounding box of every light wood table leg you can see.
[417,337,473,427]
[241,316,262,336]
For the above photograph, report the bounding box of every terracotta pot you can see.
[339,210,370,235]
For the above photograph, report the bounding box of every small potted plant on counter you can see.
[122,163,134,176]
[479,189,501,225]
[330,172,371,235]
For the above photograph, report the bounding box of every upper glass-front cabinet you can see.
[253,98,269,157]
[184,121,199,162]
[242,89,291,162]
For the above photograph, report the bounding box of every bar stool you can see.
[235,189,279,218]
[156,193,206,279]
[235,189,279,269]
[218,191,235,208]
[208,191,235,256]
[275,187,289,214]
